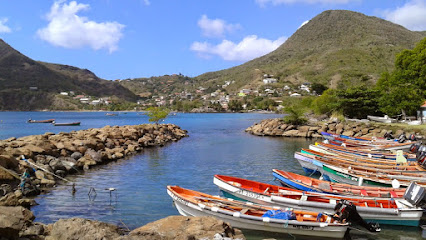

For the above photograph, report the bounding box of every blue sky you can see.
[0,0,425,80]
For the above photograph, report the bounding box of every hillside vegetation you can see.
[194,10,426,92]
[0,39,137,110]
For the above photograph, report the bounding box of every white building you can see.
[263,78,277,84]
[80,98,90,104]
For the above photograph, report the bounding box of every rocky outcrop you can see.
[246,118,425,140]
[0,206,35,239]
[0,124,188,199]
[119,216,245,240]
[0,211,246,240]
[45,218,124,240]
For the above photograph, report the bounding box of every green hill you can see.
[0,39,137,110]
[194,10,426,92]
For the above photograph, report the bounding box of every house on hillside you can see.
[80,98,90,104]
[263,78,277,84]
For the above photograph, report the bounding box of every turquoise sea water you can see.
[0,112,423,239]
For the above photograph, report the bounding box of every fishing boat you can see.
[321,132,416,151]
[321,163,426,187]
[27,119,55,123]
[167,185,349,239]
[311,142,417,161]
[327,138,414,151]
[52,121,81,126]
[367,115,397,123]
[214,175,422,226]
[272,169,406,198]
[298,150,424,171]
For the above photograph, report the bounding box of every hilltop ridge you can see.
[0,39,137,110]
[194,10,426,92]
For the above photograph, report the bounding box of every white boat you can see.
[167,185,349,239]
[214,175,422,227]
[367,115,397,123]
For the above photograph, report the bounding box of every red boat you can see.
[27,119,55,123]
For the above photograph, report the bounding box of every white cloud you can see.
[298,20,310,29]
[0,18,12,33]
[256,0,352,6]
[381,0,426,31]
[197,15,241,38]
[143,0,150,6]
[190,35,287,61]
[37,1,125,53]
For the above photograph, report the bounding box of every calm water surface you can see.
[0,112,422,239]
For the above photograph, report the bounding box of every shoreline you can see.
[245,118,426,140]
[0,123,247,239]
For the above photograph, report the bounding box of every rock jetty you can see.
[0,123,188,198]
[0,206,245,240]
[245,118,425,139]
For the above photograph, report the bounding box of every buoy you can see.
[391,179,400,189]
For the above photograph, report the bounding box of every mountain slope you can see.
[194,10,426,92]
[0,39,137,110]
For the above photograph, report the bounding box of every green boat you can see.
[322,164,393,187]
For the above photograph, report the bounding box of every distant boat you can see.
[105,113,118,116]
[28,119,55,123]
[367,115,397,123]
[52,121,81,126]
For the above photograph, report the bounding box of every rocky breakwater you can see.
[245,118,425,140]
[0,123,188,199]
[0,209,245,240]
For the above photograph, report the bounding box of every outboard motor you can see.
[417,145,426,157]
[404,182,426,208]
[409,134,417,141]
[384,132,394,140]
[410,142,421,153]
[417,151,426,168]
[397,134,406,143]
[334,200,381,233]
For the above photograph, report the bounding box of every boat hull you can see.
[215,178,421,227]
[168,189,348,239]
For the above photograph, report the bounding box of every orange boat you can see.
[272,169,406,198]
[167,185,350,239]
[214,174,422,226]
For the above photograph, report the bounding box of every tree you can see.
[228,100,243,112]
[146,107,170,124]
[311,83,328,95]
[311,89,340,115]
[377,37,426,116]
[336,87,380,119]
[283,106,307,125]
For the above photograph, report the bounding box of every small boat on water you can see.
[272,169,406,198]
[321,132,416,151]
[52,121,81,126]
[167,185,350,239]
[312,142,417,161]
[27,119,55,123]
[214,175,422,226]
[105,113,118,116]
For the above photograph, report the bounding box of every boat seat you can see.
[240,208,249,214]
[360,190,368,196]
